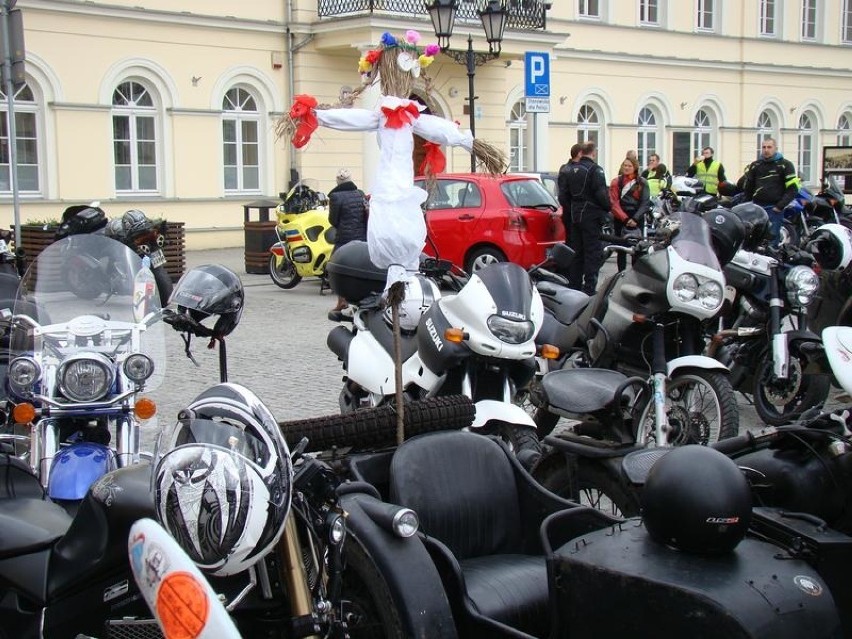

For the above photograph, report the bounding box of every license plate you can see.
[149,249,166,268]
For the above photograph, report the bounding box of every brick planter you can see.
[15,221,186,282]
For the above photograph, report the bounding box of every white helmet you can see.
[153,383,293,576]
[807,223,852,272]
[384,274,441,332]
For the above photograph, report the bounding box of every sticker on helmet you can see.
[793,575,824,597]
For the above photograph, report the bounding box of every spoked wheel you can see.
[268,253,302,289]
[753,352,830,426]
[635,370,738,446]
[340,540,406,639]
[532,452,640,518]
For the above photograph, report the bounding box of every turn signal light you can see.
[444,328,466,343]
[632,313,647,323]
[135,397,157,421]
[540,344,560,359]
[13,403,36,425]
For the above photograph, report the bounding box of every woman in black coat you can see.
[328,168,368,315]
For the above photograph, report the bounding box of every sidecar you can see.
[341,430,845,638]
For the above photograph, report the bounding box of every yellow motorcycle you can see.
[268,180,336,290]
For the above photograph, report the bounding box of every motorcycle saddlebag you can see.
[750,506,852,636]
[551,520,841,638]
[326,240,388,304]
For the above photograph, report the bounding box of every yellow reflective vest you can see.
[694,160,722,194]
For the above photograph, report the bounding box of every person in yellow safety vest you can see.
[687,146,727,195]
[641,153,672,197]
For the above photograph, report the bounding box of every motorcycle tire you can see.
[753,351,830,426]
[635,369,739,446]
[280,395,476,452]
[532,406,561,439]
[532,451,641,518]
[340,539,406,639]
[269,253,302,289]
[152,264,173,306]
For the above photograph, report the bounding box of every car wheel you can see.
[465,246,506,273]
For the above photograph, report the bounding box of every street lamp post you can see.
[427,0,507,172]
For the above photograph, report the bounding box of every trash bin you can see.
[243,199,280,274]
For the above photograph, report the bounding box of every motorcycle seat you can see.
[390,430,574,637]
[537,283,590,326]
[0,498,72,559]
[538,368,633,416]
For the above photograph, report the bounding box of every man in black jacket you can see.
[741,138,799,248]
[328,168,368,317]
[557,142,611,295]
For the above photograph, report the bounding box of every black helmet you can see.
[121,209,152,238]
[731,202,770,251]
[807,224,852,271]
[641,445,751,554]
[701,208,745,266]
[169,264,244,337]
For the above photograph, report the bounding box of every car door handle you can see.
[457,214,475,221]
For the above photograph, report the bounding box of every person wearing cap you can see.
[328,168,368,318]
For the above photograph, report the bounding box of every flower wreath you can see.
[358,30,440,82]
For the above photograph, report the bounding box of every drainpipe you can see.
[286,0,297,187]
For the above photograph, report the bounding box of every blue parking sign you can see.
[524,52,550,98]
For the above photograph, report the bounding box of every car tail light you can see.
[506,210,526,230]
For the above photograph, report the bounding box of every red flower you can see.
[365,49,382,65]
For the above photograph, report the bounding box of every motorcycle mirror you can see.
[548,243,575,269]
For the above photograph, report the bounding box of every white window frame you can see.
[576,102,604,167]
[637,106,659,169]
[801,0,822,41]
[843,0,852,43]
[756,110,777,158]
[0,83,41,195]
[112,80,160,195]
[222,86,261,194]
[759,0,778,37]
[578,0,602,20]
[691,108,714,160]
[508,99,527,173]
[797,111,816,184]
[696,0,717,32]
[837,113,851,147]
[639,0,661,26]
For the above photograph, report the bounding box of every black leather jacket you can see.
[329,181,368,247]
[557,157,611,222]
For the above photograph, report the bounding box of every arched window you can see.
[222,87,260,192]
[756,110,776,158]
[691,108,713,160]
[838,112,851,146]
[0,83,39,193]
[508,99,527,172]
[577,102,603,167]
[636,106,658,168]
[797,111,816,184]
[112,80,158,193]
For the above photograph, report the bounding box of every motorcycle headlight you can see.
[672,274,698,302]
[486,315,535,344]
[123,353,155,382]
[697,280,724,310]
[58,353,114,402]
[785,265,820,307]
[8,356,41,391]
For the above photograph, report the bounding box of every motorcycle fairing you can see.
[823,326,852,395]
[474,262,536,320]
[469,399,536,432]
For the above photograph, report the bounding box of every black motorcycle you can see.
[710,208,830,425]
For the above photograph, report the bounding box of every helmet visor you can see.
[155,415,271,470]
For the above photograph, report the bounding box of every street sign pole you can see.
[1,0,21,246]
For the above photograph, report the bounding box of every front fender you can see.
[339,492,458,639]
[785,330,830,373]
[470,399,536,431]
[269,241,286,257]
[666,355,729,378]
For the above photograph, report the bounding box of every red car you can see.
[415,173,565,273]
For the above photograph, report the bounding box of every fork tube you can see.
[768,265,789,379]
[38,421,59,488]
[651,322,669,446]
[116,416,139,467]
[278,516,317,636]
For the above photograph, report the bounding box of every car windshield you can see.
[501,179,557,209]
[669,212,721,271]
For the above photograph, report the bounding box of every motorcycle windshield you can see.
[669,212,722,271]
[9,234,166,393]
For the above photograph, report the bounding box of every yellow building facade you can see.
[1,0,850,248]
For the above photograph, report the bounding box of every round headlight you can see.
[8,356,41,390]
[486,316,535,344]
[124,353,155,382]
[392,508,420,538]
[785,265,820,307]
[328,513,346,545]
[697,280,724,310]
[672,274,698,302]
[58,354,114,402]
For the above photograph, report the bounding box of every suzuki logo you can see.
[425,318,443,352]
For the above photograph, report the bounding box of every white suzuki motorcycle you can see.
[326,241,544,464]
